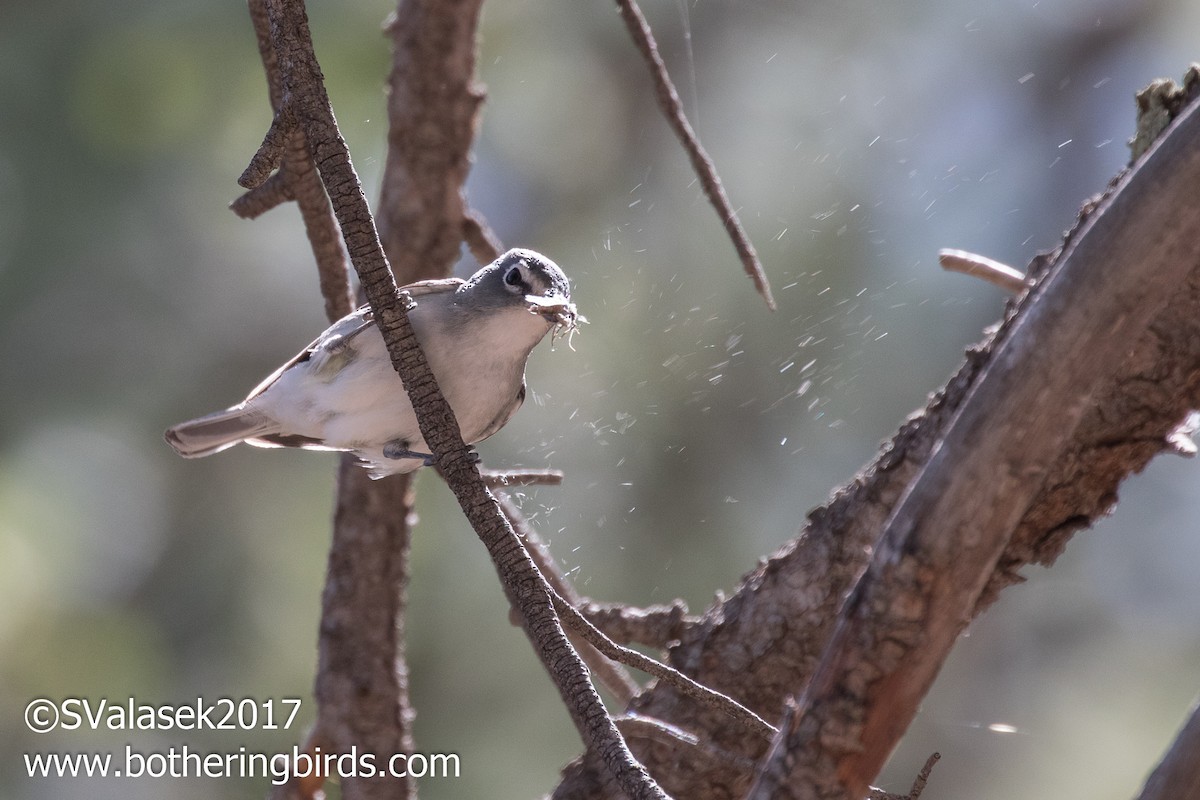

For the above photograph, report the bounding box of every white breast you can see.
[249,295,551,467]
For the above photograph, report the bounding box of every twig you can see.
[479,468,564,487]
[615,715,757,771]
[551,590,777,740]
[253,2,667,797]
[614,0,775,311]
[908,752,940,800]
[240,109,292,189]
[938,249,1030,294]
[463,208,503,265]
[239,0,352,320]
[499,494,640,706]
[577,599,696,649]
[231,171,294,218]
[867,752,940,800]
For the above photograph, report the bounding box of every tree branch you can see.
[746,89,1200,800]
[576,599,696,650]
[553,74,1200,800]
[378,0,489,282]
[498,493,641,706]
[240,2,407,797]
[613,0,775,311]
[250,1,668,797]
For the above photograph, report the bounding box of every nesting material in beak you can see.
[526,294,586,347]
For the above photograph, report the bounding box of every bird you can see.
[165,248,581,478]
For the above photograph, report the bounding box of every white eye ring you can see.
[504,262,526,291]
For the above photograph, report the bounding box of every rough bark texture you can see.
[315,462,417,800]
[553,90,1200,800]
[745,97,1200,800]
[252,1,668,797]
[241,1,414,798]
[378,0,489,281]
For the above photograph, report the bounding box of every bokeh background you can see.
[3,0,1200,798]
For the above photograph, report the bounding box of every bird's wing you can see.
[242,280,466,404]
[402,278,465,297]
[474,382,527,444]
[243,306,377,402]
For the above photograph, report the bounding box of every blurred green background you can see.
[3,0,1200,798]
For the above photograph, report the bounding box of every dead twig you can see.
[614,0,775,311]
[499,493,640,706]
[938,249,1029,294]
[576,599,696,649]
[867,752,941,800]
[479,468,564,488]
[615,715,757,771]
[551,589,776,741]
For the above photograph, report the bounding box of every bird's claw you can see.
[383,441,434,463]
[382,442,480,468]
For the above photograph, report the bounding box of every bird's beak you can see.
[525,292,573,318]
[525,293,585,334]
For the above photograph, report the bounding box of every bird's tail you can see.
[164,406,278,458]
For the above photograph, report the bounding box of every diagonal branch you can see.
[498,493,641,706]
[240,2,405,798]
[552,71,1200,800]
[576,599,696,650]
[744,90,1200,800]
[249,1,668,797]
[614,0,775,311]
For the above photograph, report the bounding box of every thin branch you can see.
[240,108,292,189]
[613,0,775,311]
[241,1,402,797]
[746,95,1200,800]
[1132,696,1200,800]
[553,68,1200,800]
[908,752,940,800]
[615,715,757,771]
[938,249,1029,294]
[866,753,940,800]
[231,171,294,218]
[239,0,352,319]
[479,468,564,487]
[576,599,696,649]
[254,2,667,797]
[463,207,503,265]
[551,590,777,741]
[499,493,640,706]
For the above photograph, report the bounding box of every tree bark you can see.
[553,85,1200,800]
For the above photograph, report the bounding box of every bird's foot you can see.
[383,440,435,466]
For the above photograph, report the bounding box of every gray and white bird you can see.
[165,249,580,478]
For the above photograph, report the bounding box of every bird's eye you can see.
[504,264,523,288]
